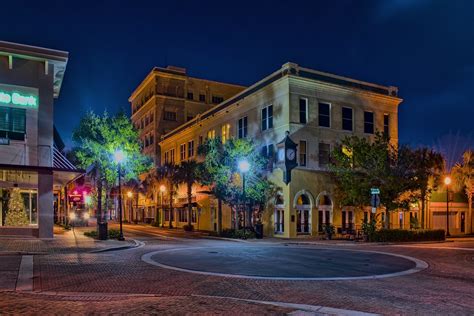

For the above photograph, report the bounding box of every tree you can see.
[198,137,274,230]
[410,148,444,229]
[330,133,418,228]
[5,188,29,226]
[452,150,474,234]
[175,160,203,229]
[72,111,152,228]
[154,163,180,228]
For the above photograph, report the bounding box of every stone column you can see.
[38,169,54,238]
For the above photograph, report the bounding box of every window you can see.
[384,114,390,137]
[164,151,169,164]
[299,141,307,166]
[261,105,273,131]
[149,134,154,146]
[187,92,194,100]
[318,143,330,167]
[164,111,177,121]
[221,124,230,144]
[150,113,154,123]
[170,149,175,164]
[199,135,203,145]
[238,116,248,138]
[318,102,330,127]
[207,129,215,139]
[0,107,26,141]
[188,140,194,158]
[299,98,308,124]
[199,94,206,102]
[212,96,224,104]
[178,209,187,222]
[364,111,374,134]
[261,144,274,158]
[342,107,353,131]
[180,143,186,161]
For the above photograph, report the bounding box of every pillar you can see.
[38,169,54,238]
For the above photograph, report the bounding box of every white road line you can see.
[192,294,379,316]
[141,246,428,281]
[16,255,33,292]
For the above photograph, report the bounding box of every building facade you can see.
[129,66,245,166]
[158,62,403,237]
[0,41,80,238]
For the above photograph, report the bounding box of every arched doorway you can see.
[295,193,311,234]
[316,192,333,232]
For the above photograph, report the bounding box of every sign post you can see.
[371,188,380,214]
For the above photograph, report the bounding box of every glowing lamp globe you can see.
[114,150,125,164]
[238,160,250,173]
[444,176,452,185]
[127,191,133,198]
[159,185,166,193]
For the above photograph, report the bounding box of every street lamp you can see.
[444,176,452,237]
[238,159,250,228]
[159,184,166,227]
[114,149,125,241]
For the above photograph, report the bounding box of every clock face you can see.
[286,148,295,160]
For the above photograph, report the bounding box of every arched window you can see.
[297,194,310,206]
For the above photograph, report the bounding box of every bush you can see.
[151,221,161,227]
[372,229,445,242]
[220,228,256,240]
[183,224,194,231]
[84,230,98,238]
[108,229,121,239]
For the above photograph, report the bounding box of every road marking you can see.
[393,245,474,251]
[16,255,33,292]
[192,294,379,316]
[141,246,428,281]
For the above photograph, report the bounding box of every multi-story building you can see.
[0,41,80,238]
[159,62,403,237]
[129,66,245,166]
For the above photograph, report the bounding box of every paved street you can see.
[1,224,474,315]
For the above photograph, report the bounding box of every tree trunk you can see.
[187,182,193,228]
[97,177,102,228]
[385,209,391,229]
[217,198,222,234]
[421,190,426,229]
[168,189,173,229]
[469,194,473,234]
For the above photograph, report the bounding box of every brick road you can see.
[1,225,474,315]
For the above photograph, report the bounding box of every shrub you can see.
[372,229,445,242]
[108,229,121,239]
[183,224,194,231]
[151,221,161,227]
[220,228,256,239]
[84,230,98,238]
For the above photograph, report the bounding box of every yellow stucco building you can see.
[157,62,404,238]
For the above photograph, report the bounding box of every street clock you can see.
[277,131,298,185]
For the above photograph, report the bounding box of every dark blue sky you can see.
[1,0,473,155]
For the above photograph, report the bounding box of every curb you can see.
[201,236,249,243]
[89,239,144,253]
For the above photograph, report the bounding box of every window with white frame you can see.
[318,143,330,167]
[180,143,186,161]
[188,140,194,158]
[207,129,215,139]
[261,105,273,131]
[164,151,169,164]
[342,107,353,131]
[384,113,390,137]
[238,116,248,138]
[364,111,374,134]
[299,140,307,166]
[299,98,308,124]
[170,148,175,164]
[318,102,330,127]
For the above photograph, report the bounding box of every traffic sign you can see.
[371,207,377,214]
[371,188,380,195]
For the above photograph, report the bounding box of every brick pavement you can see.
[0,255,21,291]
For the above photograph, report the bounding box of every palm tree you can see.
[155,163,179,228]
[176,160,202,230]
[452,150,474,234]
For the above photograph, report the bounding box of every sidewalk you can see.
[0,226,136,255]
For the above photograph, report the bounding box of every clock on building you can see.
[276,131,298,185]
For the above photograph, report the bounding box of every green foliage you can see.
[197,137,277,210]
[361,216,378,241]
[84,229,121,239]
[183,224,194,231]
[323,224,335,235]
[151,221,161,227]
[5,188,29,226]
[84,230,98,238]
[220,228,256,239]
[372,229,445,242]
[176,160,203,228]
[409,216,420,229]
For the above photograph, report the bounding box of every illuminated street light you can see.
[444,176,451,237]
[114,149,126,241]
[127,191,133,198]
[238,159,250,228]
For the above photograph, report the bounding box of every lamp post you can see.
[238,159,250,228]
[444,176,451,237]
[159,184,166,227]
[127,191,133,223]
[114,149,125,241]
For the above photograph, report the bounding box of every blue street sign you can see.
[371,188,380,195]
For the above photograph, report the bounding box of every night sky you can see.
[1,0,473,161]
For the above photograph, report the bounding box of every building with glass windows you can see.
[158,62,403,237]
[0,41,80,238]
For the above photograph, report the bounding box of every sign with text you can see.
[370,188,380,195]
[0,84,38,109]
